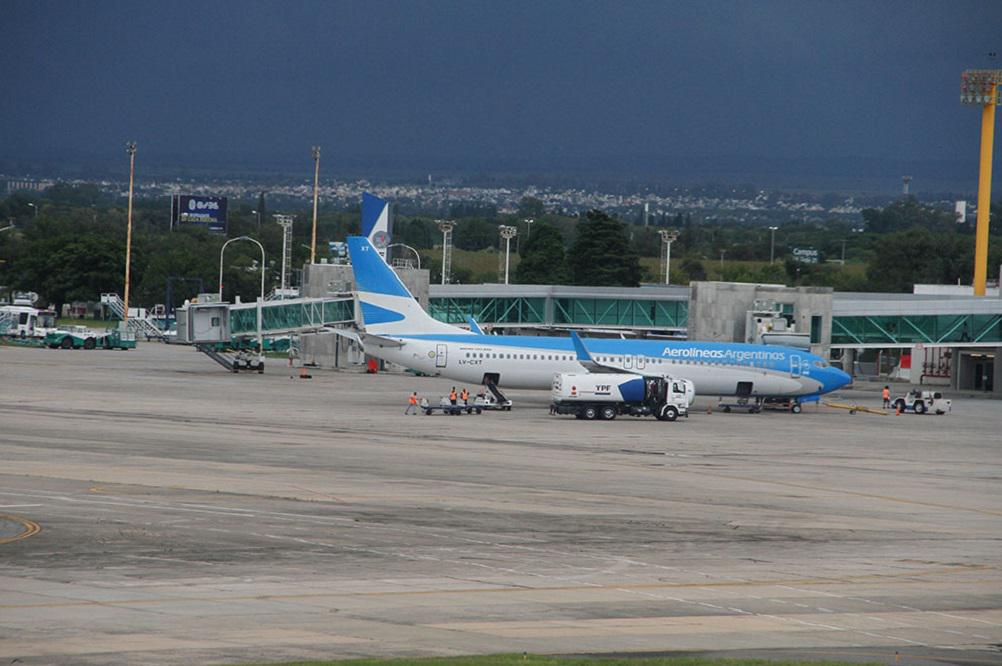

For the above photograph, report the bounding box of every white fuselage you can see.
[369,334,826,397]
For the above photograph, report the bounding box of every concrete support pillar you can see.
[950,347,961,390]
[841,348,856,377]
[910,345,924,386]
[994,347,1002,396]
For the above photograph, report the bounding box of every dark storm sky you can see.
[3,0,1001,183]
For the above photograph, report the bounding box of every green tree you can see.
[567,210,642,287]
[861,198,953,234]
[866,229,970,292]
[681,258,706,282]
[517,196,546,219]
[515,223,566,284]
[11,214,131,313]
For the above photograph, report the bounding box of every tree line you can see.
[1,185,1000,314]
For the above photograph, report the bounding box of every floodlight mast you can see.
[499,225,518,285]
[961,69,1001,296]
[659,229,678,285]
[123,142,137,326]
[310,146,321,265]
[437,220,455,285]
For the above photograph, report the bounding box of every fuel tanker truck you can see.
[551,373,694,421]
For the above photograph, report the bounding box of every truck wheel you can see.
[60,337,73,349]
[894,398,905,411]
[722,405,731,413]
[791,403,802,414]
[582,406,598,420]
[600,406,617,420]
[83,338,96,350]
[660,405,679,422]
[913,401,926,414]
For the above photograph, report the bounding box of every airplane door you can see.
[624,355,633,369]
[790,355,802,378]
[435,343,448,368]
[636,355,646,371]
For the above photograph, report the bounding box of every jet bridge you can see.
[175,295,355,372]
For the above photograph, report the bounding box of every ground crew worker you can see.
[405,391,418,415]
[449,387,458,405]
[460,387,469,406]
[882,385,891,409]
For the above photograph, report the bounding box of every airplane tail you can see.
[347,236,468,337]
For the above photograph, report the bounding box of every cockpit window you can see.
[813,360,829,368]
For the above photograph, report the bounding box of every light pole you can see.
[27,202,38,218]
[218,236,266,357]
[499,225,518,284]
[310,146,321,265]
[123,141,137,327]
[768,226,779,264]
[658,229,678,285]
[219,235,265,301]
[839,239,847,265]
[274,215,294,293]
[387,242,421,270]
[252,209,261,231]
[960,69,1002,295]
[437,220,454,285]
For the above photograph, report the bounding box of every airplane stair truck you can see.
[100,293,165,341]
[551,372,694,421]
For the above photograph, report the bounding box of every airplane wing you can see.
[330,327,404,349]
[466,316,485,335]
[360,332,406,349]
[329,328,361,344]
[569,330,634,374]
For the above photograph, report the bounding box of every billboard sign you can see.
[792,247,819,264]
[171,195,228,233]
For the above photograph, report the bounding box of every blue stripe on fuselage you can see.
[397,333,808,374]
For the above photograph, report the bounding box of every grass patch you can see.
[55,317,119,329]
[247,653,877,666]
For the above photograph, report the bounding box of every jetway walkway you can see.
[227,296,354,338]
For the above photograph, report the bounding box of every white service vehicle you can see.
[551,372,694,421]
[893,389,952,415]
[0,304,57,338]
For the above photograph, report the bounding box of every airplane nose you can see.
[831,367,852,390]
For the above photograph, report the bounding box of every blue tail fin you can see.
[347,236,467,336]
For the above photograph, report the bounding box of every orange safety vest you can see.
[881,388,890,399]
[450,390,457,401]
[461,389,468,400]
[409,394,417,405]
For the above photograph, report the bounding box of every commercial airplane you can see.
[346,236,852,400]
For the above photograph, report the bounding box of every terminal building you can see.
[296,261,1002,396]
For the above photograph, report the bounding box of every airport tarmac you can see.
[0,342,1000,665]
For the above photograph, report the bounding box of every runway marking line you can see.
[0,513,41,545]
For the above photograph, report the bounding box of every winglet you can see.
[570,330,633,374]
[569,330,593,362]
[466,316,484,335]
